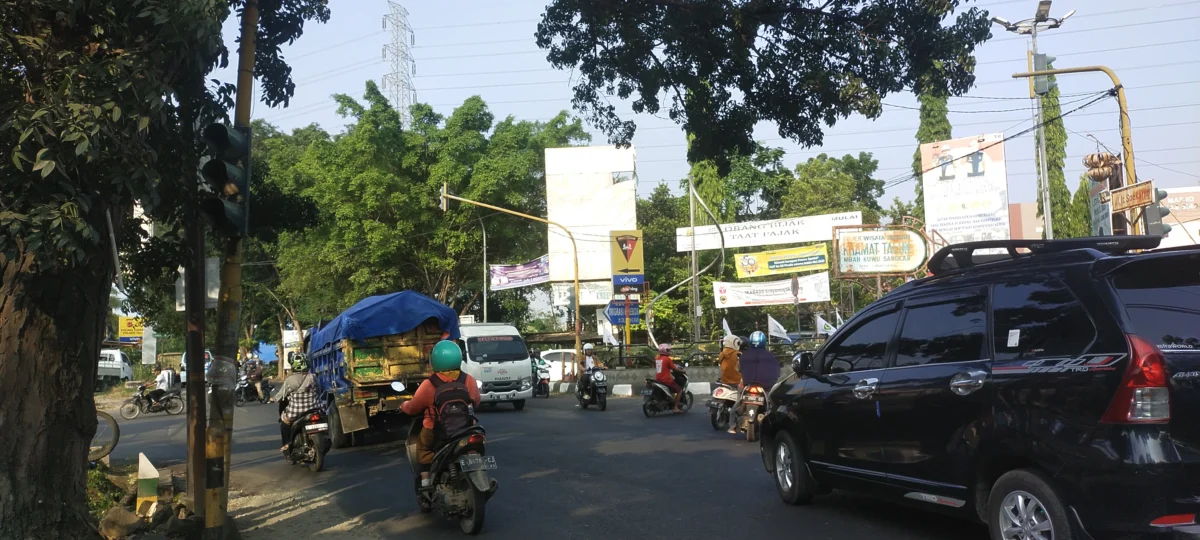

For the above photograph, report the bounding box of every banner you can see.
[677,211,862,252]
[722,318,733,337]
[118,316,144,343]
[490,255,550,291]
[141,326,157,365]
[767,315,791,343]
[1160,187,1200,249]
[1090,182,1113,236]
[283,330,301,348]
[712,272,831,308]
[816,315,838,335]
[921,134,1011,246]
[836,229,927,275]
[552,281,613,307]
[735,244,828,278]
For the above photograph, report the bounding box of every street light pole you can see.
[480,217,487,323]
[991,2,1075,240]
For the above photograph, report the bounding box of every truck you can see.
[457,323,535,409]
[97,349,133,389]
[308,291,460,449]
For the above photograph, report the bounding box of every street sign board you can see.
[1111,181,1155,213]
[612,273,646,294]
[604,300,640,325]
[610,229,645,275]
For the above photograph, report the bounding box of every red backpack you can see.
[430,373,474,440]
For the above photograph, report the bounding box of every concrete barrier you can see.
[611,384,633,397]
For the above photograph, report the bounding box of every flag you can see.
[767,314,791,343]
[601,320,619,346]
[722,318,733,337]
[816,314,838,335]
[835,310,844,327]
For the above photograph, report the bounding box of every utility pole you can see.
[688,180,700,342]
[480,217,487,323]
[992,2,1075,239]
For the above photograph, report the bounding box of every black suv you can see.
[759,237,1200,540]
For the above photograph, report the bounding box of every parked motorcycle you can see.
[119,385,184,419]
[576,368,608,410]
[736,384,766,442]
[707,383,739,431]
[234,374,272,406]
[642,370,693,417]
[531,361,551,399]
[278,400,331,472]
[394,381,499,535]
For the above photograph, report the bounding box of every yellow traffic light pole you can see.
[440,185,583,363]
[1011,65,1142,234]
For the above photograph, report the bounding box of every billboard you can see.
[835,229,928,276]
[712,272,831,308]
[734,244,829,279]
[676,211,861,252]
[921,134,1011,245]
[1160,186,1200,249]
[551,280,613,307]
[118,316,144,344]
[545,146,637,282]
[1090,181,1113,236]
[490,255,551,291]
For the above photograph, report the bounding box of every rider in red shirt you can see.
[654,343,685,413]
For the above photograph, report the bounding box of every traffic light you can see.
[1033,53,1056,95]
[440,183,448,212]
[199,124,251,237]
[1144,187,1172,237]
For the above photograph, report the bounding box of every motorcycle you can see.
[278,400,331,472]
[642,370,693,417]
[234,375,272,406]
[707,383,739,431]
[531,362,552,399]
[393,381,499,535]
[119,385,184,419]
[576,368,608,411]
[736,384,766,442]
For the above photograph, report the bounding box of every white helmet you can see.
[722,335,743,350]
[583,343,595,354]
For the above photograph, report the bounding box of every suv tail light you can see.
[1101,335,1170,424]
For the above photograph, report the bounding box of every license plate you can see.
[744,397,764,404]
[641,389,653,396]
[305,423,328,432]
[458,454,497,472]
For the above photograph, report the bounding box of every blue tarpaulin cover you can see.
[308,291,460,354]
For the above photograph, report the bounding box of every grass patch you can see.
[95,384,136,401]
[86,460,135,519]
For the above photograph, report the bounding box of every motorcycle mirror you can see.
[390,381,406,392]
[476,380,483,389]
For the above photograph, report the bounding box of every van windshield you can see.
[466,336,529,363]
[1112,253,1200,351]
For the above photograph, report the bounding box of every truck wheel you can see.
[328,403,348,449]
[513,400,526,411]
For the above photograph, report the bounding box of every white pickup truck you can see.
[97,349,133,388]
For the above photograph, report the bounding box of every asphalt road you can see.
[106,395,989,539]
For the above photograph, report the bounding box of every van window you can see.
[992,277,1096,361]
[465,336,529,363]
[895,294,987,367]
[1112,254,1200,351]
[822,308,900,374]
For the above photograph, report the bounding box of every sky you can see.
[216,0,1200,209]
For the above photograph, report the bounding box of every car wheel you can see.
[328,402,348,449]
[773,431,814,505]
[988,469,1073,540]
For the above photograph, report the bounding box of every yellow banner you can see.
[118,316,144,339]
[735,244,829,279]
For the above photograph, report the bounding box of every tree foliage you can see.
[1037,70,1072,239]
[270,84,590,325]
[535,0,991,170]
[1066,174,1093,238]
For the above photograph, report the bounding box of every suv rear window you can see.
[1112,254,1200,351]
[992,277,1097,361]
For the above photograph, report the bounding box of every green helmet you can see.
[431,340,462,372]
[291,354,309,373]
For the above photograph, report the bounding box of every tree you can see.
[535,1,990,170]
[910,90,952,222]
[1037,70,1071,239]
[1067,174,1093,238]
[0,0,328,536]
[782,153,883,222]
[272,84,590,325]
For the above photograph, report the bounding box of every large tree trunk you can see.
[0,239,112,539]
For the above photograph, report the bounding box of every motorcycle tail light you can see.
[748,386,762,394]
[309,413,320,422]
[468,434,485,445]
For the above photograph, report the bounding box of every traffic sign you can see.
[604,300,640,325]
[612,273,646,294]
[610,230,645,275]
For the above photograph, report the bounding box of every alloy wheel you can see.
[999,490,1054,540]
[775,442,793,491]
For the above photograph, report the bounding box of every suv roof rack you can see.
[927,235,1162,276]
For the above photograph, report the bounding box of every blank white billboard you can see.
[545,146,637,282]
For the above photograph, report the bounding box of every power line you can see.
[1065,126,1200,180]
[881,91,1109,114]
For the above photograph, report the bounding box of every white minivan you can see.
[457,323,534,410]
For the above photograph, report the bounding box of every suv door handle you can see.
[950,369,988,396]
[852,378,879,399]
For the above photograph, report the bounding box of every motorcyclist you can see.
[718,335,743,387]
[654,343,685,413]
[274,354,319,454]
[401,340,482,487]
[740,330,781,392]
[578,343,604,395]
[245,358,265,401]
[146,367,170,405]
